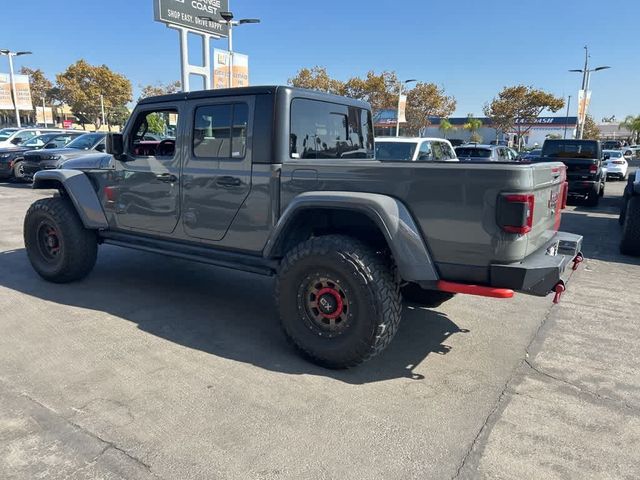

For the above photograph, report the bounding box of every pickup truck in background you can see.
[23,86,583,368]
[534,139,606,206]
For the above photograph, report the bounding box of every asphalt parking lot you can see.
[1,171,639,480]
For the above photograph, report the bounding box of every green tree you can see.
[619,114,640,143]
[405,83,456,136]
[464,114,483,142]
[56,60,132,130]
[582,114,601,140]
[146,113,167,135]
[288,66,345,95]
[106,105,131,131]
[439,118,455,139]
[138,80,181,101]
[484,85,564,150]
[342,70,399,112]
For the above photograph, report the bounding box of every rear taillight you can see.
[498,193,535,234]
[561,182,568,209]
[613,160,625,165]
[589,164,598,174]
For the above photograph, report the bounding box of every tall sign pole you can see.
[154,0,228,92]
[7,53,21,128]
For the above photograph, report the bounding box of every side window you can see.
[431,141,445,161]
[417,141,433,161]
[290,98,374,160]
[442,142,455,159]
[193,103,247,159]
[130,109,179,157]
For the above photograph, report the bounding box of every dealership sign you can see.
[0,74,33,111]
[213,49,249,88]
[154,0,229,37]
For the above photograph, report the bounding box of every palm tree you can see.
[463,114,483,143]
[620,115,640,144]
[439,118,454,139]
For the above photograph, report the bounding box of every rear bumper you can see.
[490,231,583,297]
[567,180,597,196]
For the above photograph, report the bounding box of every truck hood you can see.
[24,147,96,162]
[59,152,113,170]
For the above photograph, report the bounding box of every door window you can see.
[193,103,248,159]
[431,141,445,161]
[130,109,179,157]
[417,141,433,161]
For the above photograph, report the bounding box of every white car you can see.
[375,137,458,162]
[603,150,629,180]
[0,128,66,148]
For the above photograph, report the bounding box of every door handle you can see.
[216,176,242,187]
[156,173,177,183]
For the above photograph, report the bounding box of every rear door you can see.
[181,95,253,241]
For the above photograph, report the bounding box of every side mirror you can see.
[105,133,124,158]
[44,143,57,149]
[11,137,22,145]
[603,153,610,160]
[95,143,106,153]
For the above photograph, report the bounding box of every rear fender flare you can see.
[32,169,108,229]
[264,191,438,282]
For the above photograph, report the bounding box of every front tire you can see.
[24,197,98,283]
[12,161,25,182]
[620,196,640,256]
[276,235,402,369]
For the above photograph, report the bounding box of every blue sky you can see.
[1,0,638,120]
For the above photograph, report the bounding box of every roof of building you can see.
[373,109,578,127]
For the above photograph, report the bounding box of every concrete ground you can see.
[0,170,638,480]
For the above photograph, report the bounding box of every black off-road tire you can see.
[585,185,600,207]
[24,197,98,283]
[276,235,402,369]
[620,196,640,256]
[401,282,455,308]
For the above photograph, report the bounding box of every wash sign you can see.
[154,0,229,36]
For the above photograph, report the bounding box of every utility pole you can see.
[563,95,571,139]
[100,94,106,129]
[0,49,32,128]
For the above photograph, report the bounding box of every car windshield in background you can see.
[455,148,491,158]
[375,142,417,161]
[0,135,9,142]
[66,133,103,150]
[605,151,622,158]
[23,134,58,147]
[543,141,598,159]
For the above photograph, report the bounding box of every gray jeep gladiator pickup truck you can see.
[23,86,583,368]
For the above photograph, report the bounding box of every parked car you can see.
[23,86,583,369]
[375,137,458,162]
[455,144,515,162]
[20,133,106,181]
[0,128,67,148]
[521,149,542,162]
[535,139,606,206]
[620,172,640,256]
[0,132,84,181]
[602,150,629,180]
[602,140,623,150]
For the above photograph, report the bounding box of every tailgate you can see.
[527,162,566,256]
[561,158,598,181]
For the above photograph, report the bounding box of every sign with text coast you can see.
[154,0,229,37]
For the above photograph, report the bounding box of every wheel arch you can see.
[32,169,108,229]
[264,192,439,283]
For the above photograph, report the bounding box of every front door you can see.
[181,96,253,241]
[114,105,182,234]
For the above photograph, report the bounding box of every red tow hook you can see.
[572,253,584,271]
[552,282,566,304]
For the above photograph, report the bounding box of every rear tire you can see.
[620,196,640,256]
[401,283,455,308]
[585,185,600,206]
[276,235,402,369]
[24,197,98,283]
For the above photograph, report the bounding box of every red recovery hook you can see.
[552,282,566,304]
[572,253,584,271]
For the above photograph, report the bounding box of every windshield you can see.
[455,147,492,158]
[605,151,622,158]
[66,133,103,150]
[0,135,9,142]
[375,142,418,161]
[543,141,598,158]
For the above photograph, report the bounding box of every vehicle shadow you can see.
[0,246,466,385]
[562,192,640,266]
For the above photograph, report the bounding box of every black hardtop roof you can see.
[137,85,370,109]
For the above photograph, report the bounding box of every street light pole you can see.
[569,46,610,139]
[0,49,32,128]
[563,95,571,139]
[396,79,416,137]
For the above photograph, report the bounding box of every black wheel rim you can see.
[298,275,351,338]
[36,221,62,261]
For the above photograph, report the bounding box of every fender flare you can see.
[264,191,439,282]
[32,169,108,229]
